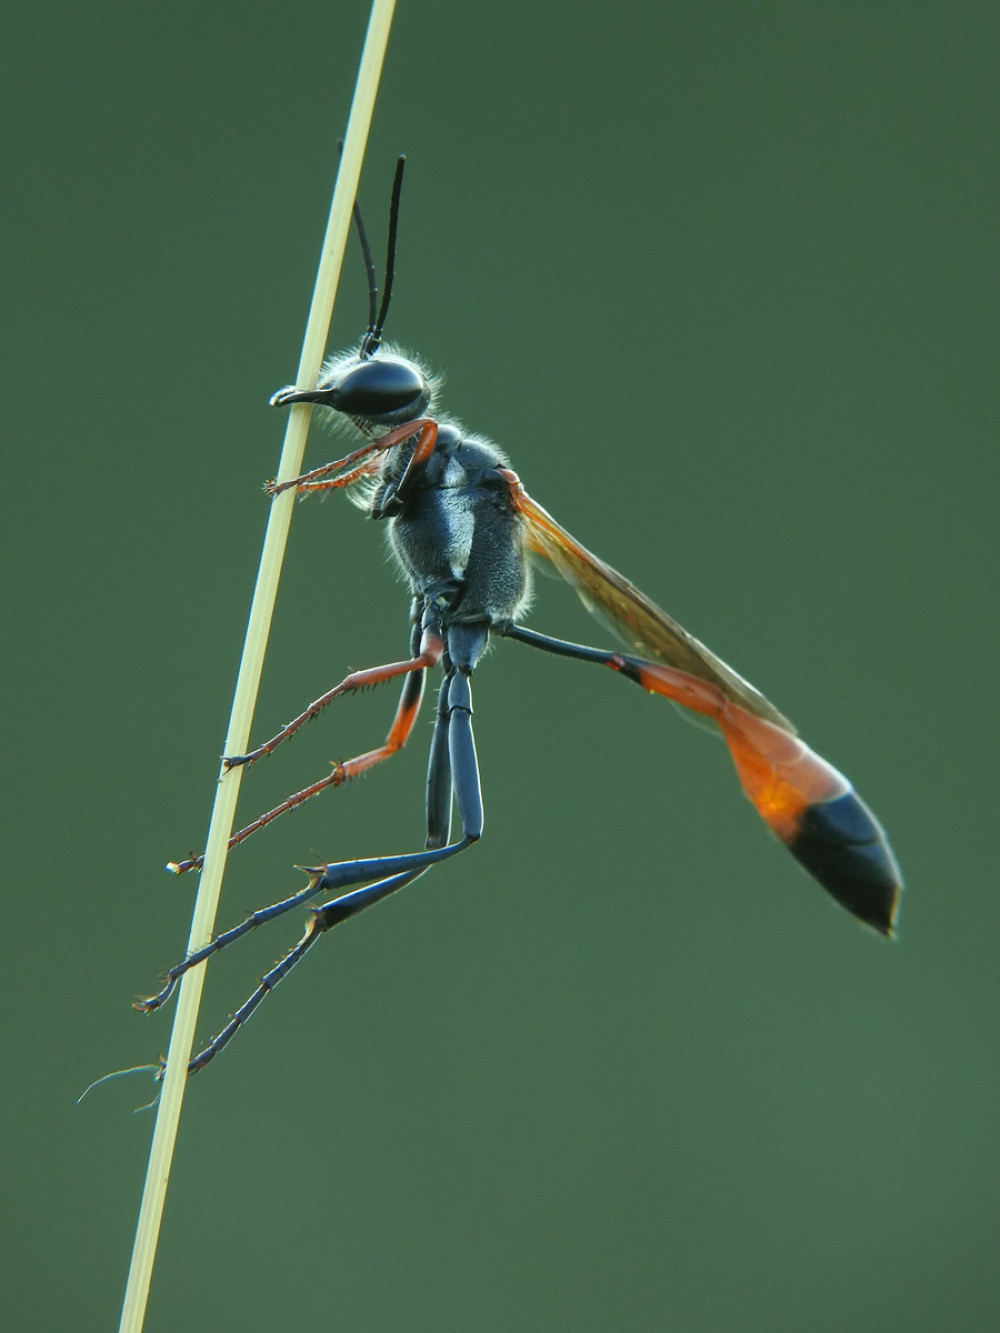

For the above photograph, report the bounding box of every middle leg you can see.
[168,617,446,874]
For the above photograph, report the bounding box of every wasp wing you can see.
[509,479,794,733]
[503,472,901,935]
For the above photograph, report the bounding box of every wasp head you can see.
[269,348,432,428]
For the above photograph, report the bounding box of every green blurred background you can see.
[4,2,996,1328]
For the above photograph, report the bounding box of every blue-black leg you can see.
[445,668,483,840]
[136,875,339,1013]
[177,834,480,1075]
[185,868,428,1074]
[426,676,454,849]
[138,836,473,1016]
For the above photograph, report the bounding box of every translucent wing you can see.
[508,477,794,732]
[502,471,902,934]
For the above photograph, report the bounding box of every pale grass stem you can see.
[118,3,399,1329]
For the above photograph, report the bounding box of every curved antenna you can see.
[353,199,379,338]
[360,155,406,359]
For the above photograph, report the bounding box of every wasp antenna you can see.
[353,200,379,344]
[362,155,406,359]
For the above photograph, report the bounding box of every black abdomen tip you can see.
[788,790,902,935]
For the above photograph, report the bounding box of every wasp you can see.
[140,159,902,1072]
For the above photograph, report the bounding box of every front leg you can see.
[265,418,436,498]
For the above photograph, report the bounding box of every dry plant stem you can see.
[118,3,398,1330]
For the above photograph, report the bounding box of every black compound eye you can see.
[336,356,428,421]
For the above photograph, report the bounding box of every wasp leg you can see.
[182,867,430,1074]
[168,623,446,874]
[168,668,429,875]
[265,417,435,496]
[226,621,444,769]
[425,676,454,850]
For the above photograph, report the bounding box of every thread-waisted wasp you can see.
[139,158,902,1073]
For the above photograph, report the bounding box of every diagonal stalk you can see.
[118,4,398,1329]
